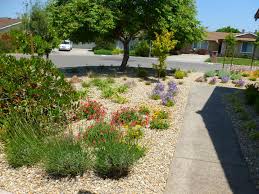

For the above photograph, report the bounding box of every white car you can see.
[59,40,72,51]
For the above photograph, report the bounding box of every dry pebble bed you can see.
[0,73,198,194]
[224,92,259,190]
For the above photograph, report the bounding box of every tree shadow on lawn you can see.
[197,86,257,193]
[58,65,175,83]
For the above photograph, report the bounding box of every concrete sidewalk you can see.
[164,85,257,194]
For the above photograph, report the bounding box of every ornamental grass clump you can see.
[81,99,106,121]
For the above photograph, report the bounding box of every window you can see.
[241,42,254,53]
[192,41,209,50]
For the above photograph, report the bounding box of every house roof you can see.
[255,9,259,20]
[0,18,21,30]
[204,32,256,42]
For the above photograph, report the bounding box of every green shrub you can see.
[85,122,120,146]
[101,86,116,99]
[205,70,216,77]
[245,84,259,105]
[242,72,249,77]
[238,111,250,121]
[95,142,145,178]
[230,73,242,80]
[249,77,257,81]
[112,95,128,104]
[94,49,113,55]
[242,120,256,131]
[129,50,136,56]
[174,70,185,79]
[138,105,150,115]
[249,130,259,140]
[155,110,169,119]
[43,137,91,177]
[137,67,148,78]
[0,55,77,127]
[134,40,150,57]
[124,125,144,144]
[106,77,116,84]
[82,81,91,88]
[93,38,115,51]
[150,119,169,130]
[217,70,231,78]
[112,48,123,55]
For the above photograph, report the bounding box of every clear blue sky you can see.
[1,0,259,32]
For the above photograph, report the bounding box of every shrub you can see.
[3,115,45,168]
[242,120,256,131]
[82,81,91,88]
[112,95,128,104]
[43,137,91,177]
[230,73,242,80]
[217,70,231,78]
[101,86,116,99]
[151,82,165,100]
[221,76,230,83]
[116,85,128,93]
[249,130,259,140]
[174,70,185,79]
[94,49,113,55]
[95,142,145,179]
[111,108,146,127]
[112,48,123,55]
[150,119,169,130]
[134,40,150,57]
[249,77,257,81]
[153,110,169,119]
[137,67,148,78]
[205,70,216,78]
[209,77,217,85]
[85,122,120,146]
[81,100,106,121]
[138,105,150,115]
[0,55,78,127]
[124,125,144,144]
[242,72,250,77]
[245,84,259,105]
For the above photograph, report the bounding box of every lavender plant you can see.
[234,79,245,87]
[221,76,229,83]
[151,82,165,100]
[161,92,175,107]
[168,81,178,95]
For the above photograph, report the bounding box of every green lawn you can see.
[206,57,259,66]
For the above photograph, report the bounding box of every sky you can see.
[1,0,258,32]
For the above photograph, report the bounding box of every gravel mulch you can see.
[223,91,259,191]
[0,73,198,194]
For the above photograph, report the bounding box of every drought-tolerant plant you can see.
[221,76,230,83]
[205,70,216,78]
[138,105,151,115]
[174,70,185,79]
[124,125,144,144]
[234,79,245,87]
[82,81,91,88]
[217,70,231,79]
[230,73,242,80]
[43,137,91,177]
[81,100,106,121]
[101,86,117,99]
[137,66,148,78]
[153,110,169,120]
[111,108,146,127]
[168,81,178,95]
[150,119,170,130]
[161,92,175,107]
[249,77,257,81]
[245,84,259,105]
[95,141,145,179]
[94,49,113,55]
[242,120,257,131]
[151,82,165,100]
[134,40,150,57]
[209,77,217,85]
[112,95,128,104]
[249,130,259,140]
[116,84,128,94]
[85,122,120,146]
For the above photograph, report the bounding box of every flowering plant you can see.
[81,99,106,121]
[209,77,217,85]
[168,81,178,95]
[234,79,245,87]
[151,82,165,100]
[111,107,147,127]
[161,92,175,107]
[221,76,229,83]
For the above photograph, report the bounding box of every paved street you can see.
[48,54,221,72]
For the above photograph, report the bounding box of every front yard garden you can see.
[0,55,192,193]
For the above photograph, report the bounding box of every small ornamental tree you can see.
[251,32,259,69]
[152,31,177,79]
[223,33,236,69]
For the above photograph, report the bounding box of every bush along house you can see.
[182,31,259,59]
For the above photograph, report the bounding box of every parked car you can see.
[59,40,72,51]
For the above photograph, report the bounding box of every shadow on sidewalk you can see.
[197,86,257,194]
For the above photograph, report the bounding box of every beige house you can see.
[184,32,259,59]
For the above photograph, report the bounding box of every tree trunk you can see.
[251,45,256,70]
[46,52,49,59]
[119,40,130,72]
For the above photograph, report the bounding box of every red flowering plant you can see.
[80,99,106,121]
[111,107,148,128]
[84,122,121,146]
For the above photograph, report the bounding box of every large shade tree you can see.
[48,0,203,71]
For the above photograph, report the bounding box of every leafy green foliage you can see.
[216,26,240,33]
[43,137,91,177]
[0,55,78,127]
[205,70,216,77]
[174,70,186,79]
[95,141,145,179]
[134,40,150,57]
[137,67,148,78]
[152,31,177,78]
[94,49,113,55]
[150,119,169,130]
[138,105,151,115]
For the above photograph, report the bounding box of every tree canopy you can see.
[48,0,204,71]
[216,26,241,33]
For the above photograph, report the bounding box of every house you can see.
[183,32,259,59]
[0,18,22,33]
[255,9,259,21]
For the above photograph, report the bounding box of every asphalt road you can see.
[47,55,222,72]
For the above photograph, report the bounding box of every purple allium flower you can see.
[235,79,245,87]
[209,77,217,85]
[221,76,229,83]
[168,81,178,95]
